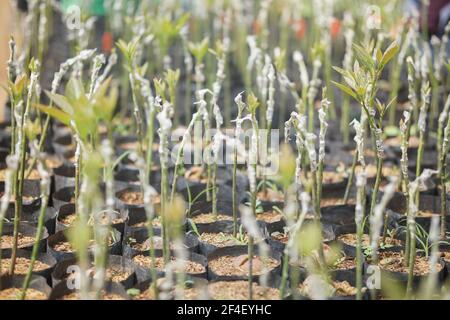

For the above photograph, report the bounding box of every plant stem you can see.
[20,181,49,299]
[343,151,357,204]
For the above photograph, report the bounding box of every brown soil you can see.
[331,256,356,271]
[191,213,232,224]
[0,288,47,300]
[332,281,358,296]
[131,237,169,251]
[52,238,113,252]
[1,234,35,249]
[184,166,209,183]
[321,171,345,184]
[61,291,125,300]
[119,191,160,205]
[208,281,280,300]
[0,257,50,275]
[355,164,398,179]
[299,280,357,298]
[208,254,279,276]
[337,233,402,248]
[384,136,420,149]
[60,213,124,227]
[43,156,63,169]
[271,232,289,244]
[0,169,41,180]
[257,189,284,202]
[320,197,356,207]
[378,251,443,275]
[416,210,439,218]
[0,193,38,204]
[118,141,158,152]
[350,148,376,158]
[134,285,199,300]
[130,216,162,228]
[441,252,450,263]
[103,266,132,282]
[199,232,249,247]
[132,255,205,274]
[256,210,282,223]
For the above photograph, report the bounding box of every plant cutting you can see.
[333,40,399,219]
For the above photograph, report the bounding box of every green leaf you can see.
[33,103,71,126]
[45,91,74,116]
[380,41,399,68]
[352,43,374,70]
[187,219,200,237]
[332,81,358,101]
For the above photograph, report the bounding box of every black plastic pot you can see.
[132,275,208,300]
[49,279,129,300]
[123,227,199,258]
[51,134,75,155]
[114,167,140,192]
[132,250,208,283]
[0,274,51,299]
[53,164,75,190]
[23,206,57,235]
[257,202,286,235]
[55,203,128,235]
[51,255,136,289]
[368,248,446,294]
[193,220,268,256]
[0,249,57,282]
[386,192,450,232]
[115,185,159,213]
[1,222,48,252]
[52,186,75,211]
[177,177,235,204]
[207,245,281,282]
[47,228,122,262]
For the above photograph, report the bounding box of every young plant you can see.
[333,40,399,218]
[9,59,40,275]
[156,100,174,262]
[20,141,50,299]
[232,93,247,236]
[189,38,209,99]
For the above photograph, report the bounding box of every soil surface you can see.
[1,234,35,249]
[0,288,47,300]
[119,191,161,205]
[299,280,357,298]
[257,189,284,202]
[337,233,402,248]
[191,213,232,224]
[256,210,282,223]
[208,281,280,300]
[61,291,125,300]
[0,257,49,275]
[199,232,249,247]
[378,251,443,275]
[132,255,205,274]
[209,254,279,276]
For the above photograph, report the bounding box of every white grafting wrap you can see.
[418,82,431,133]
[51,49,96,93]
[293,51,309,88]
[351,118,366,167]
[343,29,355,70]
[370,177,398,253]
[400,111,411,179]
[318,97,330,163]
[438,95,450,128]
[355,173,366,226]
[266,63,276,124]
